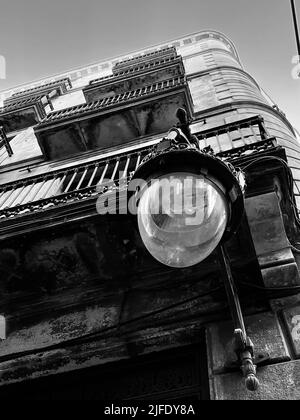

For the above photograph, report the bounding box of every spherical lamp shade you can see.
[130,148,245,268]
[137,172,229,268]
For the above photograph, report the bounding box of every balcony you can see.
[0,148,143,219]
[84,56,184,103]
[0,94,53,133]
[113,47,177,74]
[0,116,278,231]
[196,116,272,156]
[4,78,72,106]
[83,47,179,93]
[35,76,193,160]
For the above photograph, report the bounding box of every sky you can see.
[0,0,299,131]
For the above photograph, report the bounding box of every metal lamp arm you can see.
[218,245,260,392]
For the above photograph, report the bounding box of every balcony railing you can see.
[38,76,187,128]
[89,74,114,85]
[113,56,180,77]
[0,95,53,133]
[0,149,148,219]
[1,94,51,114]
[113,47,177,72]
[89,56,181,86]
[196,116,270,154]
[0,116,276,220]
[4,78,72,104]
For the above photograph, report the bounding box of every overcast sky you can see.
[0,0,299,131]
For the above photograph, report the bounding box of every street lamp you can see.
[128,109,259,391]
[132,130,244,268]
[137,169,229,268]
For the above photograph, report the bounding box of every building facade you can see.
[0,30,300,400]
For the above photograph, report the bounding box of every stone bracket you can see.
[245,192,300,288]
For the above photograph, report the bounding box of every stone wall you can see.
[207,305,300,400]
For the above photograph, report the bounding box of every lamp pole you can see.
[291,0,300,59]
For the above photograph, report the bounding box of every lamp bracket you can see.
[233,328,260,392]
[218,245,260,392]
[131,114,246,241]
[225,352,270,371]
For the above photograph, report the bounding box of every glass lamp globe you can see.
[137,172,229,268]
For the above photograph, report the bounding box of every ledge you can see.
[36,76,189,128]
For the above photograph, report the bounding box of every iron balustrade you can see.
[196,116,270,153]
[89,74,114,85]
[89,56,181,85]
[0,150,149,219]
[4,78,72,105]
[0,94,52,115]
[38,76,187,127]
[113,47,177,72]
[0,116,276,220]
[113,56,180,77]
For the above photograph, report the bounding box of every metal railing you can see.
[38,76,187,127]
[0,94,51,114]
[89,56,181,85]
[0,116,275,220]
[0,150,148,219]
[196,116,270,153]
[5,78,72,104]
[113,47,177,71]
[114,56,180,77]
[89,74,114,85]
